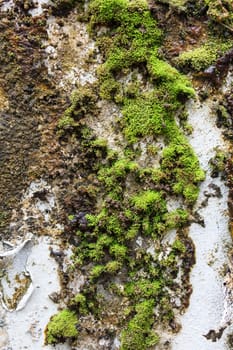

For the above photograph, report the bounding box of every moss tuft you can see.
[45,309,78,344]
[131,190,166,213]
[120,300,159,350]
[177,40,232,72]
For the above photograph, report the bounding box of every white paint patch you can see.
[113,337,121,349]
[9,179,63,236]
[0,236,71,350]
[135,136,165,168]
[44,14,99,93]
[0,239,33,312]
[172,98,232,350]
[0,0,14,12]
[0,178,70,349]
[29,0,51,17]
[87,100,125,153]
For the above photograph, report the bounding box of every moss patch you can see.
[46,309,79,344]
[177,40,232,72]
[47,0,205,347]
[120,300,160,350]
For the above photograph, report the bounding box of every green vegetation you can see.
[161,131,205,203]
[89,0,162,101]
[122,92,165,144]
[209,147,228,177]
[131,190,166,213]
[157,0,188,10]
[164,209,189,229]
[45,310,78,344]
[172,239,186,253]
[51,0,205,347]
[121,300,159,350]
[204,0,233,28]
[177,40,232,71]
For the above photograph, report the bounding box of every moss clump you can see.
[124,279,162,299]
[122,81,193,144]
[177,40,232,71]
[45,310,78,344]
[89,0,162,101]
[164,209,189,229]
[132,190,166,213]
[51,0,205,346]
[120,300,159,350]
[59,87,96,124]
[97,158,138,198]
[209,147,227,177]
[122,92,165,144]
[161,127,205,203]
[90,264,105,280]
[89,0,128,23]
[204,0,233,28]
[105,260,122,273]
[148,55,193,96]
[172,239,186,253]
[110,243,127,260]
[57,87,97,136]
[57,115,76,130]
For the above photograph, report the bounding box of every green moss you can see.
[55,0,206,345]
[91,138,108,149]
[73,293,86,304]
[172,239,186,253]
[131,190,166,213]
[110,243,127,260]
[99,72,121,100]
[122,92,165,143]
[45,310,78,344]
[57,115,76,130]
[177,40,232,72]
[161,129,205,203]
[120,300,159,350]
[126,223,140,239]
[183,183,200,204]
[91,0,162,100]
[57,87,97,133]
[209,147,227,176]
[164,209,189,229]
[124,279,162,299]
[90,265,105,280]
[148,55,181,81]
[105,260,122,273]
[89,0,128,24]
[71,293,88,314]
[148,54,194,97]
[97,234,114,247]
[88,243,105,261]
[204,0,233,27]
[98,158,138,196]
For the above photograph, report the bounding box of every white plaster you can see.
[172,98,232,350]
[1,236,71,350]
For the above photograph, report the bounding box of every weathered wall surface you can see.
[0,1,233,349]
